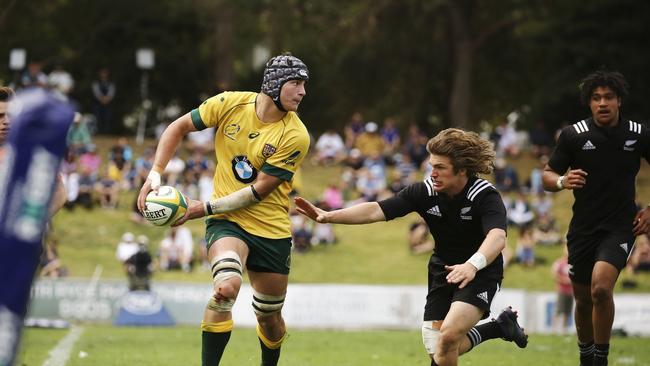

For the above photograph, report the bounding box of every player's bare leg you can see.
[590,261,619,366]
[202,237,249,366]
[572,282,595,366]
[433,302,483,366]
[249,271,289,366]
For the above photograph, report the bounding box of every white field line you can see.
[41,265,103,366]
[41,326,84,366]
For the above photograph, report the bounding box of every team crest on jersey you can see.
[224,123,240,140]
[282,151,301,166]
[262,143,277,158]
[231,155,257,183]
[460,206,472,220]
[624,140,637,151]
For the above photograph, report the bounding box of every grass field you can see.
[18,325,650,366]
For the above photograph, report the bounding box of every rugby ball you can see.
[143,186,188,226]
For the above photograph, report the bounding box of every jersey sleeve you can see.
[474,189,507,235]
[547,127,574,174]
[377,183,424,220]
[642,124,650,164]
[190,92,231,131]
[261,128,310,181]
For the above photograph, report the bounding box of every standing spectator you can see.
[91,67,116,135]
[313,129,346,166]
[48,63,74,99]
[125,236,153,291]
[116,232,139,264]
[552,247,573,334]
[20,61,48,89]
[542,70,650,366]
[159,226,194,272]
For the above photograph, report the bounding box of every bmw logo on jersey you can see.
[231,155,257,183]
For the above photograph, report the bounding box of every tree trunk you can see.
[214,0,234,91]
[447,1,474,130]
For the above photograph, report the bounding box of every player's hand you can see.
[137,171,161,213]
[294,196,328,223]
[563,169,587,189]
[445,263,477,289]
[633,206,650,236]
[172,195,205,226]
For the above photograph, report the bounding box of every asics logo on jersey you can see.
[476,291,489,303]
[620,243,628,253]
[426,205,442,217]
[582,140,596,150]
[624,140,637,151]
[248,132,260,139]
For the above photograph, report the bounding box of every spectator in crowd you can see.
[493,158,519,193]
[20,61,48,89]
[60,149,79,210]
[408,218,435,255]
[107,146,132,190]
[402,124,429,168]
[75,168,96,209]
[321,182,344,211]
[78,143,101,181]
[163,151,186,186]
[354,121,385,159]
[116,232,139,264]
[627,233,650,274]
[394,153,419,189]
[290,207,312,253]
[380,116,401,163]
[343,111,365,149]
[552,247,573,334]
[532,213,562,247]
[313,129,346,166]
[91,67,116,135]
[40,238,67,278]
[527,155,549,195]
[198,167,215,202]
[159,226,194,272]
[186,150,213,181]
[528,121,554,158]
[95,167,120,209]
[125,235,154,291]
[111,136,133,162]
[48,63,74,99]
[186,127,215,154]
[515,224,536,267]
[506,190,535,229]
[66,112,92,155]
[496,120,520,158]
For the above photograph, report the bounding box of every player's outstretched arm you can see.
[137,113,196,212]
[294,196,386,224]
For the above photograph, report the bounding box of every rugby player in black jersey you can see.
[296,128,527,366]
[543,70,650,366]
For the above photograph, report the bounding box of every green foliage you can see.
[19,325,650,365]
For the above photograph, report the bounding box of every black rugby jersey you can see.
[548,117,650,236]
[378,176,506,278]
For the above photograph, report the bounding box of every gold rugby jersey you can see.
[191,91,310,238]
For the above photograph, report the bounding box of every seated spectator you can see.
[526,155,549,195]
[185,150,213,181]
[107,147,132,190]
[40,238,67,278]
[343,111,365,149]
[186,127,215,154]
[95,167,119,209]
[159,226,194,272]
[494,158,519,193]
[321,182,344,210]
[75,168,96,209]
[313,129,346,166]
[628,234,650,274]
[163,151,185,186]
[67,112,92,155]
[496,120,520,158]
[408,219,434,255]
[111,136,133,162]
[403,124,429,168]
[532,213,562,246]
[198,168,215,202]
[125,235,153,291]
[355,122,385,159]
[290,208,312,253]
[507,190,534,228]
[515,224,536,267]
[380,117,401,163]
[116,232,139,263]
[133,147,155,188]
[529,121,554,158]
[530,190,553,217]
[78,143,101,181]
[60,149,79,210]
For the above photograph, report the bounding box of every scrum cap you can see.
[261,54,309,111]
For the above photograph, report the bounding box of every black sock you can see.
[466,321,502,348]
[579,340,595,366]
[431,357,439,366]
[259,337,282,366]
[594,343,609,366]
[202,331,231,366]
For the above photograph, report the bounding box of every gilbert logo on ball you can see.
[143,186,188,226]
